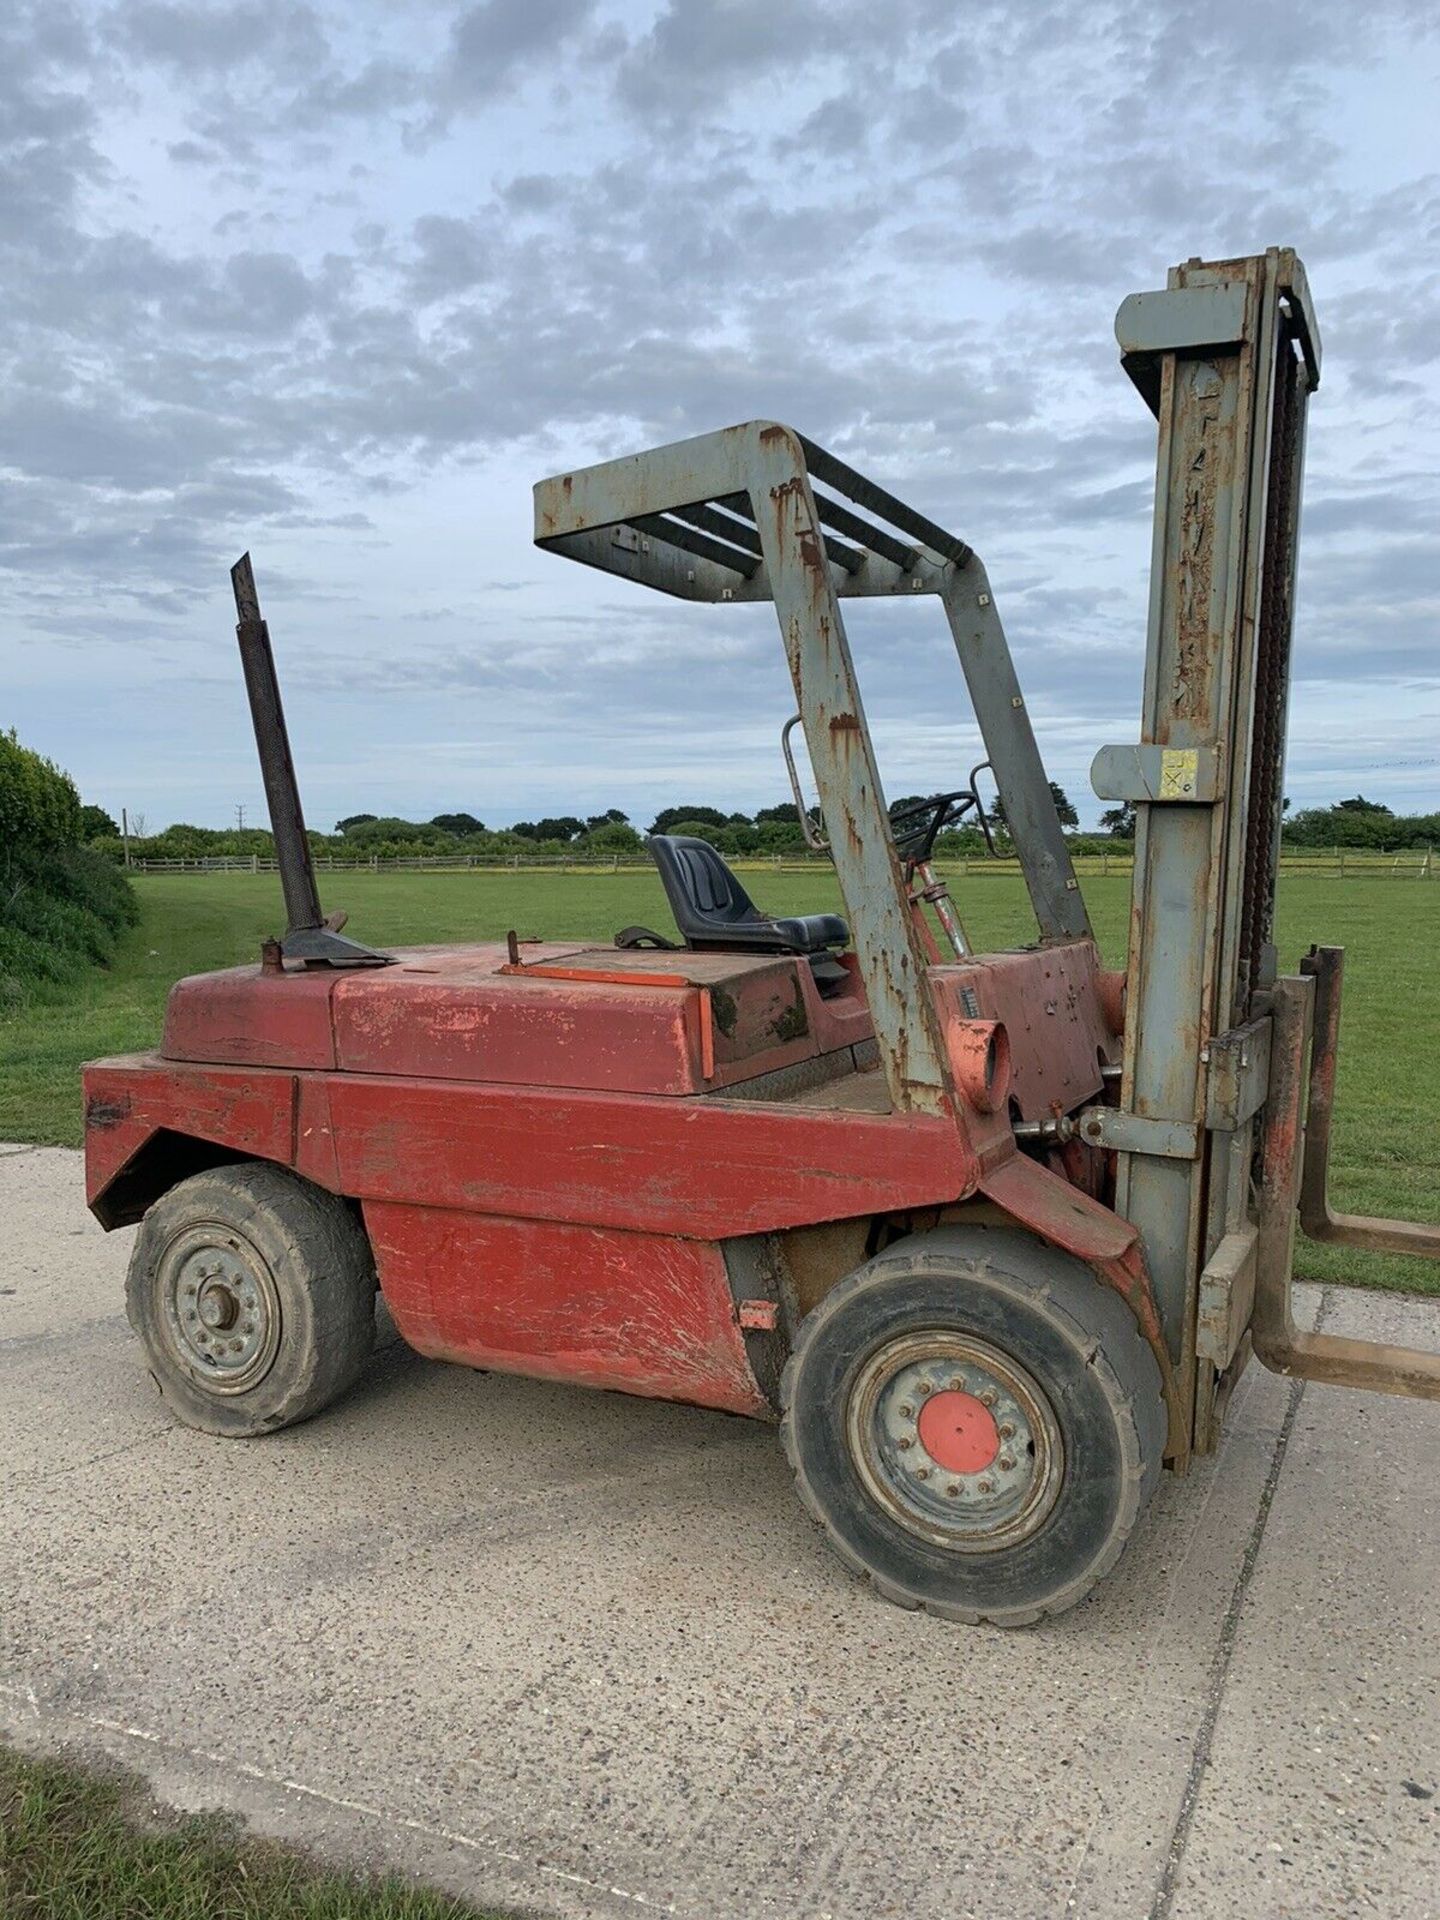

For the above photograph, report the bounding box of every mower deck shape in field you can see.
[83,249,1440,1625]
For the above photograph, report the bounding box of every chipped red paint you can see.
[159,942,872,1100]
[82,1055,297,1210]
[323,1073,974,1236]
[500,962,692,989]
[698,988,716,1080]
[929,944,1111,1122]
[980,1152,1137,1263]
[333,949,701,1095]
[367,1205,768,1414]
[88,949,975,1218]
[737,1299,780,1331]
[293,1074,343,1193]
[162,964,338,1069]
[946,1019,1010,1116]
[83,933,1172,1428]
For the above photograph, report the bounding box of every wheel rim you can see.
[156,1224,281,1395]
[845,1330,1064,1552]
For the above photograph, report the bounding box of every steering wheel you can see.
[890,790,978,861]
[889,767,999,862]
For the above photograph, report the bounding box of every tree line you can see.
[78,789,1439,864]
[1091,793,1440,849]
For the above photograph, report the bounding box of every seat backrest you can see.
[646,835,762,940]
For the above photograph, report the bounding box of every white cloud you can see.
[1,0,1437,830]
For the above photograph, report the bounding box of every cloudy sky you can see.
[3,0,1438,835]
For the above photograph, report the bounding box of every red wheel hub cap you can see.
[917,1390,1001,1475]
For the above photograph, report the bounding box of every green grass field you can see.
[0,1745,488,1919]
[2,866,1435,1291]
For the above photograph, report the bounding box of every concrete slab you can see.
[2,1144,1437,1918]
[1169,1287,1440,1919]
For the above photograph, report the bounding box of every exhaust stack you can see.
[232,553,392,968]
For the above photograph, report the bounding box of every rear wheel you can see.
[126,1163,376,1437]
[779,1225,1165,1625]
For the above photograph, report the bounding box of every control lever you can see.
[781,714,830,852]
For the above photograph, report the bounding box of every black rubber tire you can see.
[125,1163,376,1437]
[779,1225,1166,1626]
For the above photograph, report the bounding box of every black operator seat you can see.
[643,835,849,956]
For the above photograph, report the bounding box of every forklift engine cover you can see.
[85,934,1124,1417]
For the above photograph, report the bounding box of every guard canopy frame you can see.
[534,420,1089,1119]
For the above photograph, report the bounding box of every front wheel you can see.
[126,1163,376,1437]
[779,1226,1165,1626]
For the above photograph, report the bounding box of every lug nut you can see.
[945,1484,959,1498]
[979,1389,997,1407]
[978,1479,994,1494]
[916,1466,931,1480]
[948,1377,963,1392]
[897,1403,914,1419]
[999,1456,1015,1473]
[919,1380,934,1396]
[999,1422,1015,1440]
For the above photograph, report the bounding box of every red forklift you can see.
[83,248,1440,1624]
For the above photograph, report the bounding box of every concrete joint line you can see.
[0,1422,178,1498]
[1147,1287,1334,1920]
[0,1688,693,1918]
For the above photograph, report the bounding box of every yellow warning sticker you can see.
[1159,748,1199,799]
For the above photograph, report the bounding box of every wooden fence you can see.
[128,847,1435,880]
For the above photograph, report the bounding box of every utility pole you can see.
[235,803,246,831]
[121,808,131,870]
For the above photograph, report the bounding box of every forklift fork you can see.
[1298,945,1440,1262]
[1254,963,1440,1399]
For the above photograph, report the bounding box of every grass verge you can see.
[0,866,1434,1291]
[0,1743,489,1919]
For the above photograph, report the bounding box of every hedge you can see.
[0,729,137,1006]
